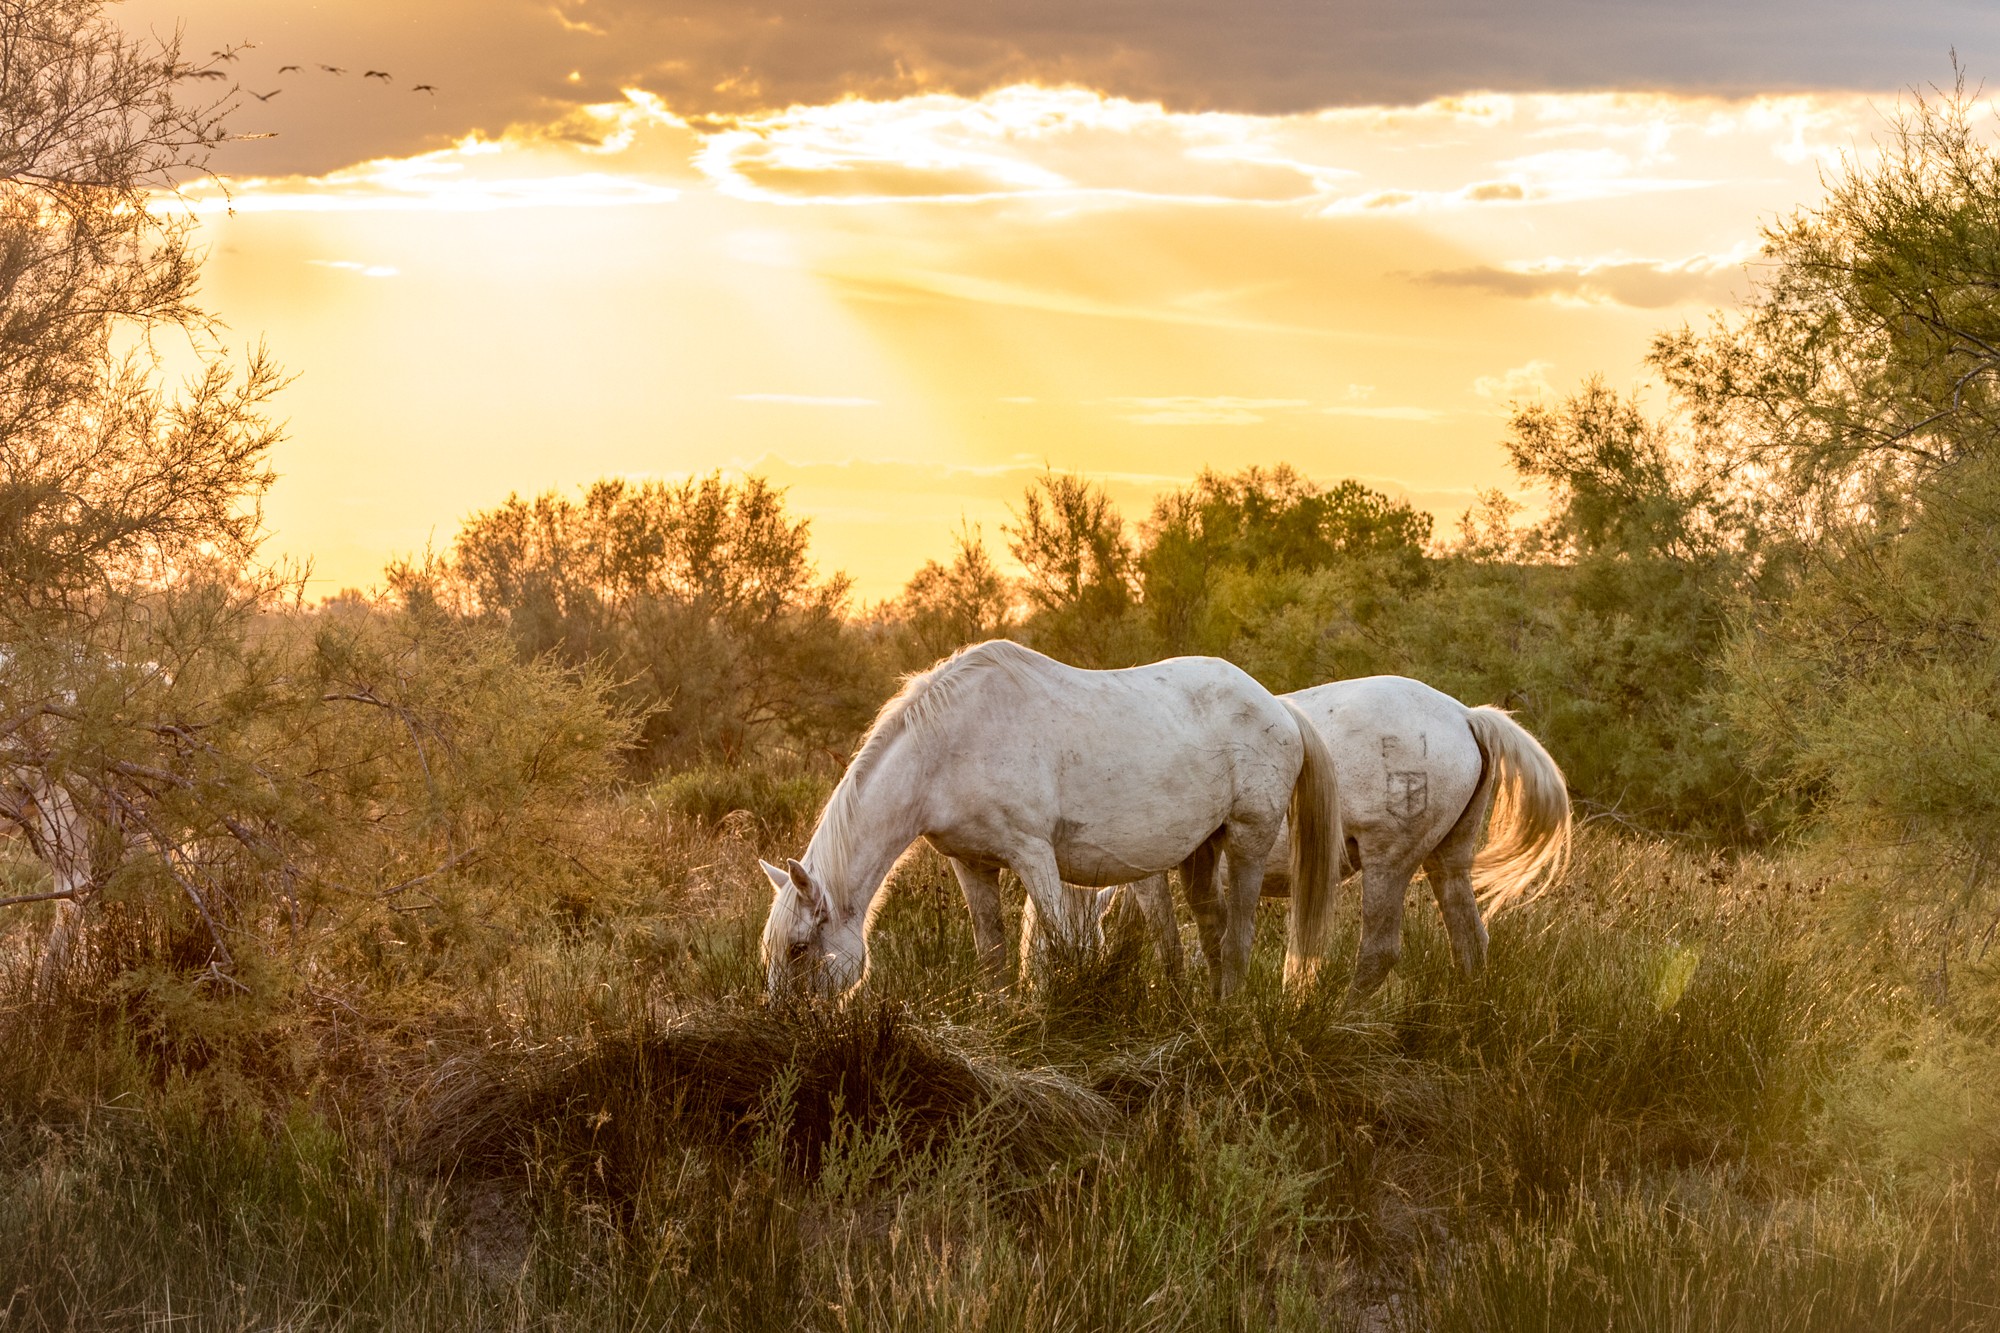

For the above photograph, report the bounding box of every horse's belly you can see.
[1049,813,1208,887]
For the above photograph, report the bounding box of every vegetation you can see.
[3,1,2000,1327]
[5,825,1997,1330]
[416,475,884,771]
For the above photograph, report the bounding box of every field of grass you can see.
[1,780,1997,1331]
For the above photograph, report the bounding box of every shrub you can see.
[650,763,833,838]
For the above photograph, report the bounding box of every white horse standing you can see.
[1043,675,1570,997]
[759,641,1342,998]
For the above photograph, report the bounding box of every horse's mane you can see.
[807,640,1046,909]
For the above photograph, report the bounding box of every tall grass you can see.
[0,820,1992,1330]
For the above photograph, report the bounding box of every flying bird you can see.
[187,69,227,80]
[319,65,346,75]
[210,49,239,62]
[278,64,301,74]
[249,88,282,102]
[364,70,392,82]
[411,84,438,95]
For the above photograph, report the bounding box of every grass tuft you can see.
[408,996,1113,1197]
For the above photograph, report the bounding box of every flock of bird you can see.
[184,43,439,101]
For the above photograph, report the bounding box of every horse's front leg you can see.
[947,857,1011,991]
[1129,873,1183,979]
[1009,844,1096,969]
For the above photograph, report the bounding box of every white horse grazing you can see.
[1049,675,1570,997]
[759,640,1342,999]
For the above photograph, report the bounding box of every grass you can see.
[0,814,1995,1330]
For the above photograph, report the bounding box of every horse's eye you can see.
[788,940,812,963]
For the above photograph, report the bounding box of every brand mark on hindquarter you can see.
[1381,733,1428,819]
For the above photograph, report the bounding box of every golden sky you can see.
[121,1,1995,601]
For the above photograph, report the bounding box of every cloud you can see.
[1416,250,1753,308]
[733,393,881,407]
[536,0,2000,127]
[185,126,688,213]
[1110,395,1310,425]
[1473,360,1558,402]
[692,87,1329,206]
[832,266,1330,337]
[308,259,400,277]
[1321,405,1447,422]
[132,0,1992,177]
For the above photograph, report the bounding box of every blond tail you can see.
[1281,697,1343,987]
[1463,706,1571,913]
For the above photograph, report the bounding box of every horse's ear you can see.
[759,859,791,898]
[787,857,830,918]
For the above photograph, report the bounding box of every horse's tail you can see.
[1282,697,1343,987]
[1463,706,1572,913]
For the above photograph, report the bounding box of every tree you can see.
[1656,77,2000,526]
[1005,471,1146,667]
[1505,379,1719,562]
[0,1,299,978]
[881,523,1014,670]
[0,0,268,612]
[440,473,880,769]
[1656,81,2000,887]
[1138,465,1432,669]
[1392,383,1760,839]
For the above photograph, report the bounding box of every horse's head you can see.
[760,857,865,998]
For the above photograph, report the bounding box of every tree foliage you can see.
[0,3,636,996]
[0,0,273,613]
[881,522,1015,670]
[1390,385,1761,839]
[1004,471,1145,667]
[1657,82,2000,886]
[1137,466,1432,682]
[437,474,879,769]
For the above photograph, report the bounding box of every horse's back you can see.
[1288,676,1484,851]
[918,646,1301,882]
[947,647,1294,780]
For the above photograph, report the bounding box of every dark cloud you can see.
[557,0,1996,117]
[128,0,1997,175]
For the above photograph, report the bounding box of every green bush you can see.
[650,763,833,837]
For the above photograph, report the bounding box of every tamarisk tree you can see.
[0,3,634,992]
[0,0,282,973]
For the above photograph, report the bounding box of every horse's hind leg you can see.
[1424,766,1495,978]
[1424,853,1488,979]
[1424,815,1491,978]
[948,857,1011,991]
[1217,831,1273,997]
[1180,836,1226,993]
[1350,860,1418,999]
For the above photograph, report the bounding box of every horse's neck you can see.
[808,743,928,924]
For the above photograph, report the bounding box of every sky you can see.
[119,0,2000,601]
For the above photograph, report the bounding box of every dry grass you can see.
[0,800,1996,1330]
[407,997,1114,1190]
